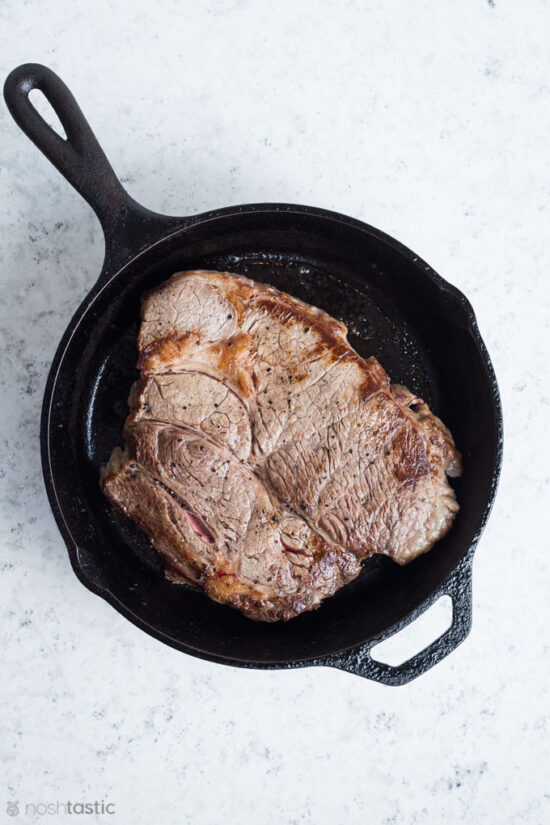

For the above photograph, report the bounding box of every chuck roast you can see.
[101,270,461,621]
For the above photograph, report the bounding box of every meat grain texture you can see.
[101,270,461,621]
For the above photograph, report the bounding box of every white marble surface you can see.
[1,2,549,823]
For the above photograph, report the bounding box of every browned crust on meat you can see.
[251,293,348,348]
[391,384,462,477]
[138,332,194,372]
[139,330,258,397]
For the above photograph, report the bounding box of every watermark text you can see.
[6,800,116,817]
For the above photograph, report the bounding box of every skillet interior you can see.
[46,208,499,665]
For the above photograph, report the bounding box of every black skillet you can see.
[4,64,502,685]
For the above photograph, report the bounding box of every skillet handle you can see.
[3,63,178,271]
[328,556,473,686]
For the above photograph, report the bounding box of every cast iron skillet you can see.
[4,63,502,685]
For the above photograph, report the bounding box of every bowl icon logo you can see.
[6,801,19,816]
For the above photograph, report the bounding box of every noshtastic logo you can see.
[6,800,115,816]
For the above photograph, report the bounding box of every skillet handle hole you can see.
[370,595,453,667]
[29,88,67,140]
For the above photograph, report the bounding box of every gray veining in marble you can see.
[1,1,549,823]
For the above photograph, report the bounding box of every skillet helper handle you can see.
[330,557,473,686]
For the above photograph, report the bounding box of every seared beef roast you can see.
[101,270,461,621]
